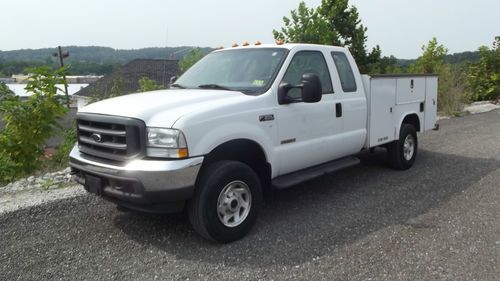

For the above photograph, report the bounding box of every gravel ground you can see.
[0,167,84,215]
[1,109,499,281]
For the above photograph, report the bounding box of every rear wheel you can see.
[387,123,418,170]
[188,161,262,243]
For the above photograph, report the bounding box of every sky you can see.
[1,0,498,59]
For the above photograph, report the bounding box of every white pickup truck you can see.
[70,43,438,243]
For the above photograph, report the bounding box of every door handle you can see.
[335,103,342,117]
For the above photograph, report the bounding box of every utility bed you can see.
[362,74,438,148]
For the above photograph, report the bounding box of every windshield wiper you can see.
[170,83,186,89]
[197,84,234,91]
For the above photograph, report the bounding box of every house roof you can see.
[74,59,181,97]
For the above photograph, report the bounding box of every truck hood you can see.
[79,89,250,127]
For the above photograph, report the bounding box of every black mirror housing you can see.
[278,82,293,104]
[278,73,322,105]
[301,73,322,103]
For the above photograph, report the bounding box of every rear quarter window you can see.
[331,52,357,92]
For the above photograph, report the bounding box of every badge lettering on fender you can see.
[259,114,274,122]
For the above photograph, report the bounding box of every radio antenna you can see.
[162,27,169,86]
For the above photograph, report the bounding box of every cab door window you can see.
[281,51,333,99]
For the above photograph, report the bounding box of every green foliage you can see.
[0,81,13,96]
[109,77,124,98]
[0,60,47,76]
[0,67,68,182]
[52,126,76,167]
[88,76,125,104]
[273,0,381,73]
[273,2,332,45]
[409,38,467,115]
[465,37,500,102]
[179,48,203,72]
[369,55,405,74]
[66,61,118,75]
[138,76,165,92]
[408,38,448,74]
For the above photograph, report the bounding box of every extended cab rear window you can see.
[331,52,357,92]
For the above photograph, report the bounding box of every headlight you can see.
[146,127,188,158]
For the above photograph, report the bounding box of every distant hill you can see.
[397,51,480,67]
[0,46,214,76]
[0,46,214,64]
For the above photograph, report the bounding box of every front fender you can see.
[185,121,275,167]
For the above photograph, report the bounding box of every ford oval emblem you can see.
[91,133,103,143]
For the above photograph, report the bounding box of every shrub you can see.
[0,67,68,182]
[409,38,468,115]
[465,38,500,102]
[179,48,203,72]
[52,125,77,167]
[138,76,165,92]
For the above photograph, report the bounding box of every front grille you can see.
[76,113,146,162]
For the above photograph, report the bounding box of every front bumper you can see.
[69,145,203,213]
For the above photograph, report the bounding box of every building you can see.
[0,77,13,83]
[74,59,181,109]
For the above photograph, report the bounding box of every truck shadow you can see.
[113,149,499,267]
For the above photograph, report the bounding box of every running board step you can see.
[272,156,360,189]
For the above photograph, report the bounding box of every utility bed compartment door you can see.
[369,78,396,147]
[424,76,438,130]
[396,77,426,104]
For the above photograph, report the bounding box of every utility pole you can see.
[53,46,70,108]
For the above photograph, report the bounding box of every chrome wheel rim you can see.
[403,134,415,161]
[217,180,252,228]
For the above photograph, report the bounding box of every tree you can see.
[409,37,448,74]
[369,55,404,74]
[273,0,381,73]
[0,82,13,97]
[138,76,165,92]
[466,37,500,102]
[410,38,466,115]
[272,2,332,45]
[179,48,203,72]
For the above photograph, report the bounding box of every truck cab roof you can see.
[213,43,348,53]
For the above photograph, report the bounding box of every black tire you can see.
[387,123,418,170]
[188,161,262,243]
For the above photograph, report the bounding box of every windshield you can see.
[174,48,288,95]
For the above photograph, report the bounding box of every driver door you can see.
[275,50,344,176]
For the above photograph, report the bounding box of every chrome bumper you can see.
[69,145,203,205]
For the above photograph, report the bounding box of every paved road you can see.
[1,110,499,281]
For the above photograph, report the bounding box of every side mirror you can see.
[301,73,322,103]
[278,73,322,105]
[169,76,178,84]
[278,82,293,104]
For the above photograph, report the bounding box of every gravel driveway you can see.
[1,109,499,281]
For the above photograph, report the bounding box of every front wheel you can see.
[188,161,262,243]
[387,124,418,170]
